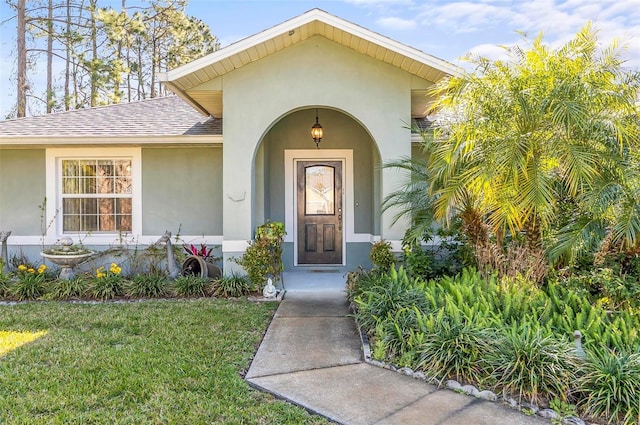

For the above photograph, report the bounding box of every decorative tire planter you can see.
[181,255,221,279]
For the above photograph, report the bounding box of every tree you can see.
[15,0,26,117]
[3,0,219,117]
[387,24,640,274]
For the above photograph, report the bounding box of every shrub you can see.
[353,267,428,330]
[416,312,497,385]
[125,272,169,298]
[234,221,285,287]
[369,240,395,271]
[173,275,212,298]
[576,348,640,424]
[48,277,88,300]
[0,272,10,298]
[213,273,252,297]
[402,244,435,280]
[487,324,578,405]
[345,267,383,302]
[10,264,48,301]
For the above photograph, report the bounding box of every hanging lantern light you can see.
[311,109,323,148]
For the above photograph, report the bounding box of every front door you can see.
[297,161,343,264]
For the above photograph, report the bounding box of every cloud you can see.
[418,2,517,33]
[376,16,417,30]
[343,0,412,4]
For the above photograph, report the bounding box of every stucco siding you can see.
[221,35,413,242]
[0,149,45,235]
[141,147,222,235]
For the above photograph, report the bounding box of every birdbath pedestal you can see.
[41,237,93,280]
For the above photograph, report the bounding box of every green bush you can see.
[369,240,395,271]
[402,245,435,279]
[48,277,88,300]
[345,267,383,302]
[0,272,10,298]
[353,267,428,331]
[125,272,169,298]
[417,312,497,384]
[173,275,212,298]
[235,221,285,287]
[213,273,252,297]
[487,323,577,405]
[577,348,640,425]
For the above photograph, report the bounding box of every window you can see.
[61,159,132,232]
[46,148,141,240]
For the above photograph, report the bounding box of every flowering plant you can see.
[96,263,122,278]
[11,263,48,300]
[183,243,218,263]
[91,263,124,300]
[17,264,48,281]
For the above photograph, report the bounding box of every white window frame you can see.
[45,147,142,245]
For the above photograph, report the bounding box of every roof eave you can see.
[0,135,223,147]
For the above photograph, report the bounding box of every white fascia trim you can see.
[163,8,460,83]
[222,240,250,252]
[9,235,223,247]
[1,135,221,146]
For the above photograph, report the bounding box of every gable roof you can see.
[0,96,221,145]
[160,8,460,118]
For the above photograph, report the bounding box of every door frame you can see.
[285,149,353,267]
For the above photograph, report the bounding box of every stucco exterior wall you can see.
[219,35,413,250]
[141,147,222,235]
[0,149,46,235]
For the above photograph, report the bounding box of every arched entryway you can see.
[253,107,381,271]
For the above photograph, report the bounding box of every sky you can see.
[1,0,639,118]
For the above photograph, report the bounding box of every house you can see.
[0,9,458,274]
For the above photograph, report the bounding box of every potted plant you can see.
[181,243,221,279]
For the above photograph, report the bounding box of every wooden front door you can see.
[297,161,343,264]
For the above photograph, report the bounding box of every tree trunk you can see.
[16,0,27,117]
[46,0,53,113]
[90,0,98,107]
[64,0,70,110]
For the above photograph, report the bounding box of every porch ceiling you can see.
[160,9,459,119]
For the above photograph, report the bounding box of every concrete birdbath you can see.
[41,237,94,280]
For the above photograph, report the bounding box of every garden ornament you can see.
[263,277,276,299]
[0,230,10,273]
[573,330,586,359]
[156,231,180,279]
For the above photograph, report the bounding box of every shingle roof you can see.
[0,96,221,137]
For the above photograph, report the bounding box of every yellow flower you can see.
[37,264,47,274]
[18,265,27,271]
[96,266,105,278]
[27,268,35,274]
[109,263,121,275]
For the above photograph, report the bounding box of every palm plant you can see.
[386,23,640,272]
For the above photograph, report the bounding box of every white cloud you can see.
[376,16,417,30]
[343,0,413,4]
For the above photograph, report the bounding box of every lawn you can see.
[0,299,329,425]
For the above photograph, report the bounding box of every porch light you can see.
[311,109,323,148]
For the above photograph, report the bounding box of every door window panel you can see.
[305,165,335,215]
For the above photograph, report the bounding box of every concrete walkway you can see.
[245,290,548,425]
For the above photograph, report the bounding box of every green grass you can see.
[0,300,329,425]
